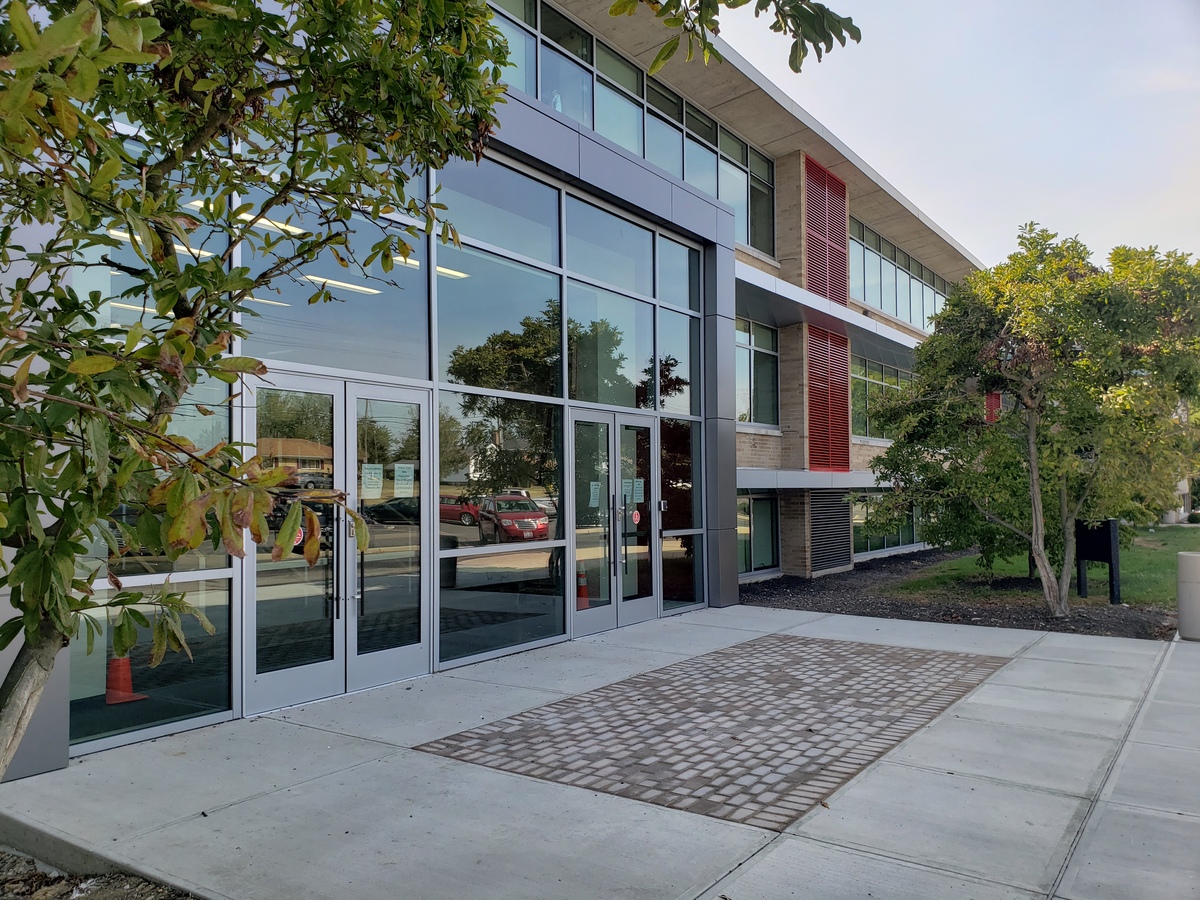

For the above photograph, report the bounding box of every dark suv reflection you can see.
[362,497,420,525]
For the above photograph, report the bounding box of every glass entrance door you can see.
[571,410,658,635]
[245,375,430,713]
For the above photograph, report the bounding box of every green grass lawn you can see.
[890,525,1200,609]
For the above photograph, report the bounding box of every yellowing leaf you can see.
[67,355,119,375]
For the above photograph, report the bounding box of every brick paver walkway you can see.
[417,634,1009,830]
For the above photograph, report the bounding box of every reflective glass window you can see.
[494,13,536,96]
[864,248,881,308]
[749,177,774,256]
[240,193,429,379]
[719,128,748,165]
[752,322,777,351]
[646,79,682,121]
[685,105,717,144]
[735,344,751,422]
[595,80,644,156]
[923,282,936,329]
[849,241,865,301]
[752,498,778,569]
[541,43,592,127]
[438,157,559,264]
[567,280,654,409]
[752,350,779,425]
[437,244,562,397]
[645,113,683,179]
[851,377,867,435]
[438,391,564,551]
[881,259,897,318]
[719,158,749,245]
[597,43,641,95]
[658,308,698,415]
[565,197,653,296]
[910,277,923,329]
[896,269,911,322]
[662,535,703,609]
[494,0,535,26]
[540,2,591,61]
[749,149,772,183]
[658,237,700,311]
[684,138,718,198]
[661,418,700,530]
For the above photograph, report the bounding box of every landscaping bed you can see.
[0,851,193,899]
[740,545,1180,641]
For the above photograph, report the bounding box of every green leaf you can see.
[215,356,268,375]
[607,0,638,15]
[67,355,118,375]
[648,36,680,75]
[106,17,143,53]
[0,618,23,652]
[9,2,40,52]
[272,501,302,562]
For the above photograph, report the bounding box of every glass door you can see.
[571,410,658,635]
[244,375,429,714]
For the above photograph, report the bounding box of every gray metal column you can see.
[704,232,738,607]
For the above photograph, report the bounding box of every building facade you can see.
[1,0,981,779]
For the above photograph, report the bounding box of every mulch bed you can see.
[740,549,1178,641]
[0,851,194,899]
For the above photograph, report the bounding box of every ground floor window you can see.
[853,493,921,554]
[737,491,779,574]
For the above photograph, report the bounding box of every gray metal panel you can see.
[704,416,736,529]
[491,94,581,181]
[809,489,853,574]
[578,136,674,224]
[709,244,736,320]
[0,641,69,782]
[714,206,737,252]
[704,314,735,421]
[671,184,718,243]
[848,324,916,370]
[705,527,739,607]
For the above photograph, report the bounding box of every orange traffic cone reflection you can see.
[105,657,148,705]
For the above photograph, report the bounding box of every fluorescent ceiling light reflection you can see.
[393,256,470,279]
[109,301,173,318]
[245,296,291,307]
[300,274,381,295]
[184,200,308,236]
[107,229,213,258]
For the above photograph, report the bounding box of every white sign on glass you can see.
[633,478,645,503]
[393,464,415,498]
[589,481,601,508]
[360,464,384,500]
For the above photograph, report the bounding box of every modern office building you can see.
[1,0,981,779]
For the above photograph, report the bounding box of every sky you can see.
[720,0,1200,268]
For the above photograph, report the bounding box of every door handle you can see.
[611,493,619,577]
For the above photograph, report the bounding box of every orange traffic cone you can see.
[576,560,590,611]
[105,656,147,705]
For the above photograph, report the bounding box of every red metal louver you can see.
[804,156,849,306]
[808,325,851,471]
[985,392,1001,423]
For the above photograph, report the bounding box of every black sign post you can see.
[1075,519,1121,605]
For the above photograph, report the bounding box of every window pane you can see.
[662,535,703,609]
[645,114,683,180]
[753,351,779,426]
[751,323,777,351]
[565,197,653,295]
[494,0,535,26]
[851,355,866,377]
[685,105,717,144]
[850,218,863,241]
[646,80,682,120]
[541,43,592,128]
[751,498,778,570]
[595,80,644,156]
[867,360,883,381]
[684,138,718,198]
[659,308,698,415]
[596,43,641,95]
[438,157,559,264]
[881,259,897,318]
[438,548,565,661]
[853,500,869,553]
[749,176,774,256]
[735,345,751,422]
[749,148,772,182]
[736,496,751,573]
[719,127,748,165]
[849,241,865,301]
[851,377,867,435]
[540,3,591,62]
[241,194,428,379]
[567,280,654,409]
[867,380,884,438]
[910,277,923,329]
[658,237,700,311]
[661,418,700,530]
[718,158,749,245]
[864,248,881,308]
[923,283,936,330]
[70,579,231,743]
[896,269,911,322]
[494,14,536,96]
[735,317,751,343]
[437,244,562,396]
[438,392,564,551]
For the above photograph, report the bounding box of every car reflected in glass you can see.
[477,495,551,543]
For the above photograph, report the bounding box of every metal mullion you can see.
[453,232,565,279]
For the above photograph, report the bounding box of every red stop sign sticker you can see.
[293,526,304,546]
[631,510,641,525]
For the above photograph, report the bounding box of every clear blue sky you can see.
[721,0,1200,267]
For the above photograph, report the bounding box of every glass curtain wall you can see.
[434,155,705,659]
[849,217,949,332]
[735,318,779,426]
[490,0,775,256]
[851,355,912,440]
[736,491,779,575]
[853,493,920,554]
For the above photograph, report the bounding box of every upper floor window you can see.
[490,1,775,256]
[735,318,779,426]
[849,218,949,332]
[851,354,911,440]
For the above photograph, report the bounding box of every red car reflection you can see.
[478,495,551,543]
[439,495,480,526]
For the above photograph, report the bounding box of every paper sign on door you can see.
[393,464,415,498]
[589,481,601,508]
[633,478,645,503]
[621,479,633,502]
[360,464,384,500]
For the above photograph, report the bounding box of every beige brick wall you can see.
[736,431,782,469]
[775,151,803,289]
[778,490,809,577]
[850,439,888,472]
[779,322,806,469]
[735,247,780,277]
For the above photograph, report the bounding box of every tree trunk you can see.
[1057,475,1077,610]
[0,621,66,780]
[1025,409,1068,617]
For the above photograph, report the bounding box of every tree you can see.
[871,226,1200,618]
[0,0,858,778]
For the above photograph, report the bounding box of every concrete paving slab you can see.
[1165,641,1200,670]
[988,657,1151,699]
[583,618,758,656]
[952,683,1138,739]
[441,637,685,695]
[701,835,1040,900]
[888,716,1118,797]
[784,614,1041,657]
[790,762,1088,892]
[116,750,773,900]
[1130,699,1200,749]
[679,604,829,633]
[1146,666,1198,705]
[1019,636,1164,671]
[265,674,563,748]
[1028,632,1165,658]
[0,718,394,846]
[1057,802,1200,900]
[1103,741,1200,816]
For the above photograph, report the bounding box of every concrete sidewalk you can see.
[0,607,1195,899]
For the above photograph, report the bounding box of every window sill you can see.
[851,436,892,447]
[737,423,783,436]
[736,244,780,268]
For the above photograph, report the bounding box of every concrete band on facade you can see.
[0,1,978,779]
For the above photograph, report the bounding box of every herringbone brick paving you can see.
[417,634,1009,830]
